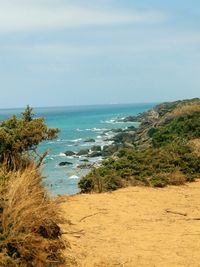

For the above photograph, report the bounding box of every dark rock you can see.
[127,126,136,131]
[89,151,103,157]
[112,132,135,144]
[65,151,76,156]
[59,161,73,166]
[102,144,119,156]
[77,163,94,169]
[84,138,95,143]
[118,116,138,122]
[91,145,102,152]
[112,128,123,133]
[80,159,89,162]
[77,149,90,156]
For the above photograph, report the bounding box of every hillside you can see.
[79,98,200,193]
[60,180,200,267]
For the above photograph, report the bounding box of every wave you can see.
[101,117,121,124]
[70,138,83,143]
[59,153,66,157]
[47,141,57,145]
[101,115,139,124]
[69,175,79,180]
[77,127,107,132]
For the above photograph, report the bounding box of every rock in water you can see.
[77,163,94,169]
[89,151,102,157]
[77,149,90,156]
[65,151,76,156]
[84,138,95,143]
[91,145,102,152]
[59,161,73,166]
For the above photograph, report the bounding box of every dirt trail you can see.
[59,181,200,267]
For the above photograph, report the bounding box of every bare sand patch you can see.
[59,181,200,267]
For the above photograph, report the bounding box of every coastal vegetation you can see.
[0,107,65,267]
[79,98,200,192]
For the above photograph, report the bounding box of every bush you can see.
[151,111,200,147]
[79,141,200,192]
[102,175,123,191]
[0,106,59,170]
[0,166,65,267]
[78,176,94,193]
[151,175,168,188]
[0,107,66,266]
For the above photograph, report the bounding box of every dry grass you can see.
[0,165,66,267]
[167,170,187,185]
[168,103,200,119]
[189,139,200,156]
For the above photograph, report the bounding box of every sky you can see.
[0,0,200,108]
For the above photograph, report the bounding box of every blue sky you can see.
[0,0,200,108]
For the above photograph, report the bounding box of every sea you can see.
[0,103,155,195]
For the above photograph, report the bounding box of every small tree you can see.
[0,106,59,170]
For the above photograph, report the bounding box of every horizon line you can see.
[0,101,159,111]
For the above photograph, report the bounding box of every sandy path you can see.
[59,181,200,267]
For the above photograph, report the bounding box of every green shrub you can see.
[78,176,94,193]
[0,106,59,170]
[79,141,200,192]
[151,111,200,147]
[103,175,123,191]
[151,175,168,188]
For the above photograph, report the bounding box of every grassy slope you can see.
[79,99,200,192]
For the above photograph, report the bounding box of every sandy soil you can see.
[59,181,200,267]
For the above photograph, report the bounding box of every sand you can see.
[59,181,200,267]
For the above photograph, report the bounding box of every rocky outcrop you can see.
[109,98,200,150]
[117,115,138,122]
[77,149,90,156]
[65,151,76,156]
[89,151,103,158]
[77,163,94,169]
[91,145,101,152]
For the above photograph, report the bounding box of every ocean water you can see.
[0,103,155,195]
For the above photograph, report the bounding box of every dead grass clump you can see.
[189,139,200,157]
[169,104,200,119]
[167,170,187,186]
[150,171,186,188]
[0,165,66,267]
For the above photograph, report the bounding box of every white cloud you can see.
[0,0,165,32]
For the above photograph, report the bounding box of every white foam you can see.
[102,117,126,124]
[59,153,66,157]
[71,138,82,142]
[69,175,79,180]
[47,141,56,144]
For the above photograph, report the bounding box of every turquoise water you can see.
[0,103,154,195]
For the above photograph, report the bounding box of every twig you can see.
[186,217,200,221]
[62,230,84,235]
[79,212,107,222]
[114,261,128,266]
[165,209,187,216]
